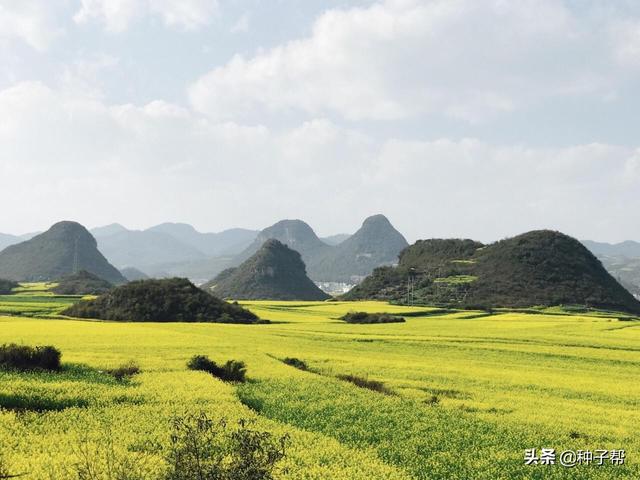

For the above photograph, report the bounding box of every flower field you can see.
[0,293,638,479]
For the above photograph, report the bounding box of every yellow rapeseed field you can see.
[1,292,638,479]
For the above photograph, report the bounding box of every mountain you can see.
[52,270,113,295]
[233,215,407,283]
[581,240,640,298]
[597,256,640,298]
[234,219,332,269]
[120,267,150,282]
[0,221,126,284]
[582,240,640,258]
[147,223,258,256]
[321,234,351,246]
[63,278,259,323]
[345,230,640,314]
[313,215,408,282]
[202,239,330,301]
[91,223,129,238]
[95,229,206,270]
[0,233,21,252]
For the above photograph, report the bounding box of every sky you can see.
[1,0,640,243]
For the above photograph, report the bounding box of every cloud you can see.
[189,0,638,123]
[73,0,218,33]
[1,80,639,242]
[0,1,62,51]
[610,19,640,68]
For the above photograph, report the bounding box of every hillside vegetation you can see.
[52,270,113,295]
[203,239,330,301]
[63,278,259,323]
[346,230,640,314]
[0,279,18,295]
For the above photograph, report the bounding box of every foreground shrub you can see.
[187,355,247,383]
[337,374,393,395]
[106,361,141,382]
[340,312,405,324]
[0,344,61,371]
[166,413,287,480]
[0,279,18,295]
[282,357,308,371]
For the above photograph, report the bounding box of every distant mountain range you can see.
[582,240,640,298]
[202,239,330,301]
[0,221,125,284]
[582,240,640,258]
[0,216,407,285]
[347,230,640,314]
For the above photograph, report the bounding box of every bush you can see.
[340,312,406,324]
[0,344,61,371]
[282,357,308,371]
[187,355,247,383]
[0,279,18,295]
[166,412,287,480]
[106,361,141,382]
[337,374,393,395]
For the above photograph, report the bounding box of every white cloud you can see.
[74,0,218,33]
[610,20,640,68]
[1,80,640,242]
[230,13,249,34]
[189,0,637,123]
[0,1,61,51]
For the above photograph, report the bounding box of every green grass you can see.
[0,290,637,478]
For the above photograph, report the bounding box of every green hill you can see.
[345,230,640,314]
[52,270,113,295]
[0,221,126,284]
[0,279,18,294]
[202,239,330,301]
[63,278,259,323]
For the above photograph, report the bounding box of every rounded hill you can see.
[0,221,125,284]
[63,278,259,323]
[346,230,640,314]
[203,239,330,301]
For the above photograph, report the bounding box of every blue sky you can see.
[1,0,639,242]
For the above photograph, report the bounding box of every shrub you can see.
[0,279,18,295]
[340,312,405,324]
[187,355,247,383]
[0,344,61,371]
[106,361,141,382]
[337,374,393,395]
[166,412,287,480]
[425,395,440,406]
[282,357,308,371]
